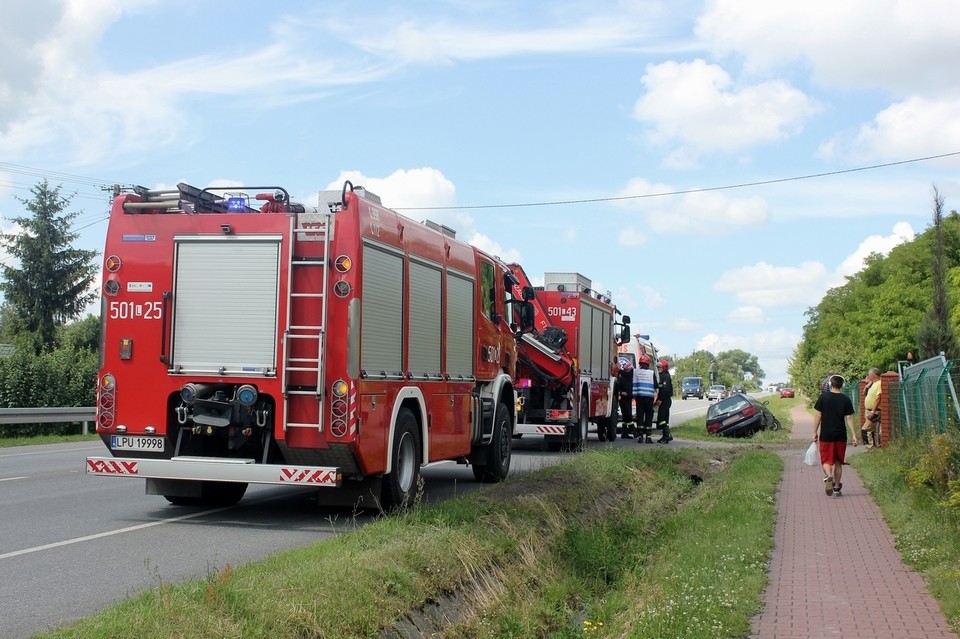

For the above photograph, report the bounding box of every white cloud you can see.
[714,260,829,307]
[614,177,769,234]
[325,168,456,210]
[837,221,915,277]
[323,167,523,264]
[339,5,668,64]
[823,97,960,161]
[469,232,523,264]
[728,306,766,324]
[696,0,960,96]
[631,59,819,161]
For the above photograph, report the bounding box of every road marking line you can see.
[0,506,234,561]
[0,445,101,458]
[0,476,28,482]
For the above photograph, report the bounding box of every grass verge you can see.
[851,443,960,632]
[38,447,782,639]
[0,433,98,447]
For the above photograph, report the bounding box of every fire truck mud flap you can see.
[471,401,511,483]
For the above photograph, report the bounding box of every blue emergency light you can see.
[226,197,247,212]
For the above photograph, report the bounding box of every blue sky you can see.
[2,0,959,385]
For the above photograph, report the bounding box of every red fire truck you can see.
[508,268,630,450]
[85,181,533,509]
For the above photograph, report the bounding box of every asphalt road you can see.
[0,401,713,639]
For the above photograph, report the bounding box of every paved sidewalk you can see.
[748,406,956,638]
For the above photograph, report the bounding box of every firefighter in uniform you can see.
[616,357,635,438]
[633,354,658,443]
[656,358,674,443]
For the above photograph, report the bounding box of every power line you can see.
[0,162,113,189]
[4,150,959,218]
[395,150,960,211]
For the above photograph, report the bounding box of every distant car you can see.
[780,387,795,398]
[732,384,746,394]
[681,376,704,400]
[706,384,727,401]
[706,394,782,437]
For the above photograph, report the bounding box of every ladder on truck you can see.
[282,208,333,431]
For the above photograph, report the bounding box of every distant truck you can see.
[681,376,704,400]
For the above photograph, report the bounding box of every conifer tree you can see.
[0,180,99,353]
[916,186,960,360]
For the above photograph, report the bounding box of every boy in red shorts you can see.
[813,374,859,496]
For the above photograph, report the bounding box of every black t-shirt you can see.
[814,390,854,441]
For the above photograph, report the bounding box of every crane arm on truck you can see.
[507,263,576,386]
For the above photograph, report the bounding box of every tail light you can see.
[97,373,116,429]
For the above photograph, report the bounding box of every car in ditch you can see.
[706,393,782,437]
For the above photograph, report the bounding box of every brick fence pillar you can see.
[859,372,897,447]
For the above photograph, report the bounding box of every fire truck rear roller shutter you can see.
[171,238,280,374]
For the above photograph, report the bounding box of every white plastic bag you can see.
[803,441,818,466]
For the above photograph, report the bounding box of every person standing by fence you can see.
[862,367,882,449]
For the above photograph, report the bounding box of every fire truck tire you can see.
[562,396,588,452]
[380,409,421,511]
[598,401,618,442]
[162,481,248,507]
[598,416,617,442]
[472,401,512,483]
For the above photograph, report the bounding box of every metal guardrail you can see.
[0,407,96,434]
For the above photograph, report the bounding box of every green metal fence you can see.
[892,355,960,440]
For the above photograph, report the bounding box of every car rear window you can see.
[707,396,750,418]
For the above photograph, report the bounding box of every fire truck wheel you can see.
[563,396,589,452]
[380,409,421,511]
[598,416,617,442]
[472,401,511,483]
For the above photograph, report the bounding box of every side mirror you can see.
[619,325,630,345]
[522,285,535,301]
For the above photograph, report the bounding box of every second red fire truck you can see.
[509,267,630,450]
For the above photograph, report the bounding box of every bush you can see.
[0,344,98,438]
[897,429,960,513]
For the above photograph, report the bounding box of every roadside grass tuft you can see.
[852,442,960,633]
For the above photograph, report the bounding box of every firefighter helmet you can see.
[658,358,668,371]
[638,354,651,366]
